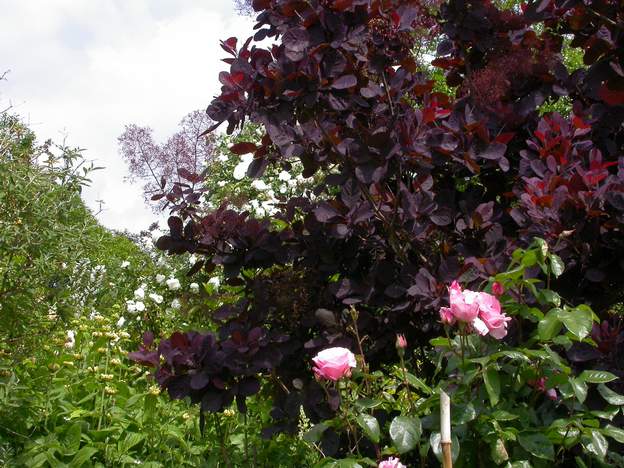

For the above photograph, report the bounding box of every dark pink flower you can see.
[492,282,504,296]
[395,334,407,349]
[439,306,456,325]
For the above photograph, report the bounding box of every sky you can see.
[0,0,253,233]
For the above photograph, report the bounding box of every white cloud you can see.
[0,0,253,232]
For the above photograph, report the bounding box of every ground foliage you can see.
[144,0,624,458]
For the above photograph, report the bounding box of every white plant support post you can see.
[440,389,452,468]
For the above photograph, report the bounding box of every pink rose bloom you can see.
[378,457,406,468]
[449,281,480,322]
[312,347,357,381]
[439,306,456,325]
[477,292,511,339]
[492,281,504,296]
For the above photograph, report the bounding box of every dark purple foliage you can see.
[135,0,624,443]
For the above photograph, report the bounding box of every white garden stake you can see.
[440,389,452,468]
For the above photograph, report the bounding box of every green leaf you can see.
[118,432,144,455]
[570,377,588,404]
[490,439,509,464]
[356,414,380,444]
[559,306,593,340]
[579,370,618,384]
[429,432,460,463]
[389,416,422,454]
[538,309,562,341]
[69,447,98,467]
[549,254,565,277]
[452,403,477,424]
[597,384,624,405]
[601,424,624,444]
[491,410,519,421]
[538,289,561,307]
[405,372,432,394]
[583,430,608,460]
[518,433,554,460]
[354,398,382,410]
[483,368,501,406]
[521,250,538,267]
[63,423,82,455]
[508,462,532,468]
[303,423,329,444]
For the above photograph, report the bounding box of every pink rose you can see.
[378,457,406,468]
[477,292,511,339]
[439,306,456,325]
[449,281,480,323]
[312,347,357,381]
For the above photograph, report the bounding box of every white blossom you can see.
[135,301,146,312]
[134,288,145,300]
[166,278,181,291]
[121,261,130,269]
[188,254,197,265]
[155,274,166,284]
[217,181,227,187]
[65,330,76,349]
[251,179,269,190]
[148,293,164,304]
[217,154,228,162]
[278,170,291,181]
[116,316,126,328]
[190,283,200,293]
[233,154,254,180]
[170,298,181,310]
[208,277,220,288]
[126,300,138,314]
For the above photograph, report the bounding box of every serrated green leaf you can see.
[583,430,608,460]
[559,307,593,340]
[69,447,98,467]
[405,372,432,394]
[354,398,382,410]
[538,310,562,341]
[303,423,329,444]
[356,414,380,444]
[518,433,554,460]
[579,370,618,384]
[601,424,624,444]
[490,438,509,464]
[484,368,501,406]
[549,254,565,277]
[389,416,422,454]
[597,384,624,405]
[570,377,588,404]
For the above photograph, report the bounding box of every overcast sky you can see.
[0,0,253,233]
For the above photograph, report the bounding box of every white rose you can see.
[278,171,291,181]
[135,301,146,312]
[148,293,163,304]
[166,278,181,291]
[170,299,181,310]
[251,179,269,190]
[190,283,200,293]
[134,288,145,300]
[155,274,166,284]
